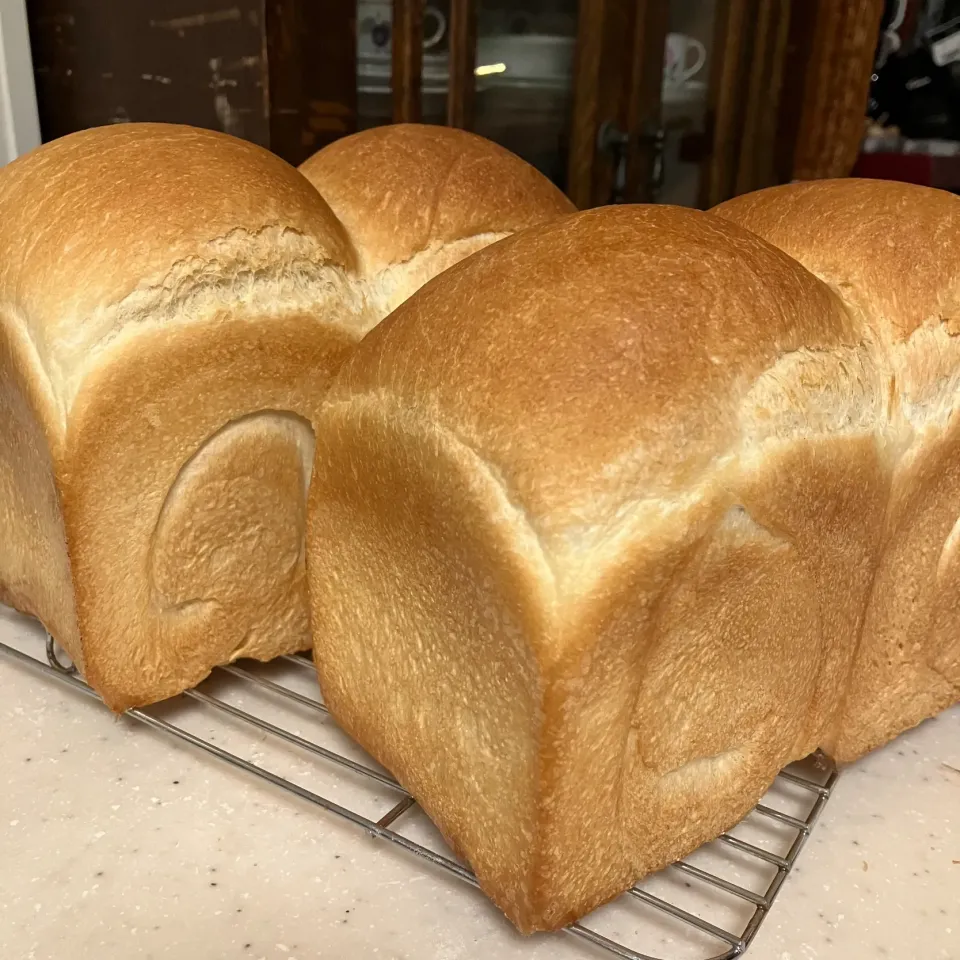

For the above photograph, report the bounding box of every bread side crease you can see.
[304,197,959,932]
[0,121,573,710]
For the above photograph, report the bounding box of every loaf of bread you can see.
[712,178,960,761]
[305,197,955,932]
[299,124,576,314]
[0,122,571,711]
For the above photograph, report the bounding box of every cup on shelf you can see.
[357,1,447,59]
[662,32,706,104]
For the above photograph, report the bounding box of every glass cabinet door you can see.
[657,0,716,207]
[355,0,579,192]
[357,0,450,127]
[471,1,579,192]
[352,0,792,209]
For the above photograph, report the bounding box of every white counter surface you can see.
[2,605,958,960]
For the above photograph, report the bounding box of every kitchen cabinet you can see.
[351,0,881,208]
[357,0,672,206]
[21,0,884,208]
[23,0,355,166]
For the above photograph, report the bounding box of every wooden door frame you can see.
[700,0,884,208]
[623,0,670,204]
[266,0,357,165]
[567,0,668,209]
[390,0,477,128]
[392,0,424,121]
[567,0,611,208]
[789,0,884,181]
[446,0,477,128]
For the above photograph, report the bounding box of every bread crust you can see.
[0,122,570,709]
[306,204,894,930]
[712,178,960,760]
[299,124,575,316]
[299,123,575,274]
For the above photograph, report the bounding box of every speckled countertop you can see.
[2,605,958,960]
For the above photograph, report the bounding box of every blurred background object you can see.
[764,1,884,184]
[10,0,931,206]
[0,0,42,163]
[858,0,960,189]
[21,1,356,164]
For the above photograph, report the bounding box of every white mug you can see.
[663,32,706,88]
[357,2,447,54]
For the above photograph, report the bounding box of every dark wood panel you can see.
[568,0,643,209]
[623,0,669,203]
[791,0,884,180]
[392,0,423,123]
[27,0,269,145]
[592,0,638,206]
[699,0,753,208]
[733,0,792,195]
[702,0,882,203]
[755,0,792,187]
[265,0,357,165]
[446,0,477,129]
[772,0,817,185]
[567,0,608,209]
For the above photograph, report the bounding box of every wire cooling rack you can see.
[0,629,837,960]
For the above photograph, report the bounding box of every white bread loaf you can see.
[305,204,897,931]
[0,122,572,711]
[712,178,960,762]
[299,124,576,314]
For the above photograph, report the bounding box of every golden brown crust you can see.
[331,205,859,555]
[64,311,354,710]
[0,313,80,662]
[0,121,575,711]
[711,178,960,341]
[298,123,575,276]
[0,123,356,411]
[712,178,960,761]
[307,204,894,931]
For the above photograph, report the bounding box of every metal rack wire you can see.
[0,633,837,960]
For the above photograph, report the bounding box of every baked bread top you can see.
[326,204,867,577]
[298,123,574,276]
[712,178,960,341]
[0,122,573,424]
[0,124,354,416]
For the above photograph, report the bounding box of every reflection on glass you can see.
[660,0,715,207]
[356,0,449,129]
[353,0,725,205]
[473,1,579,191]
[354,1,578,192]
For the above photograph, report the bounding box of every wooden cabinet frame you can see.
[389,0,669,208]
[21,0,883,202]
